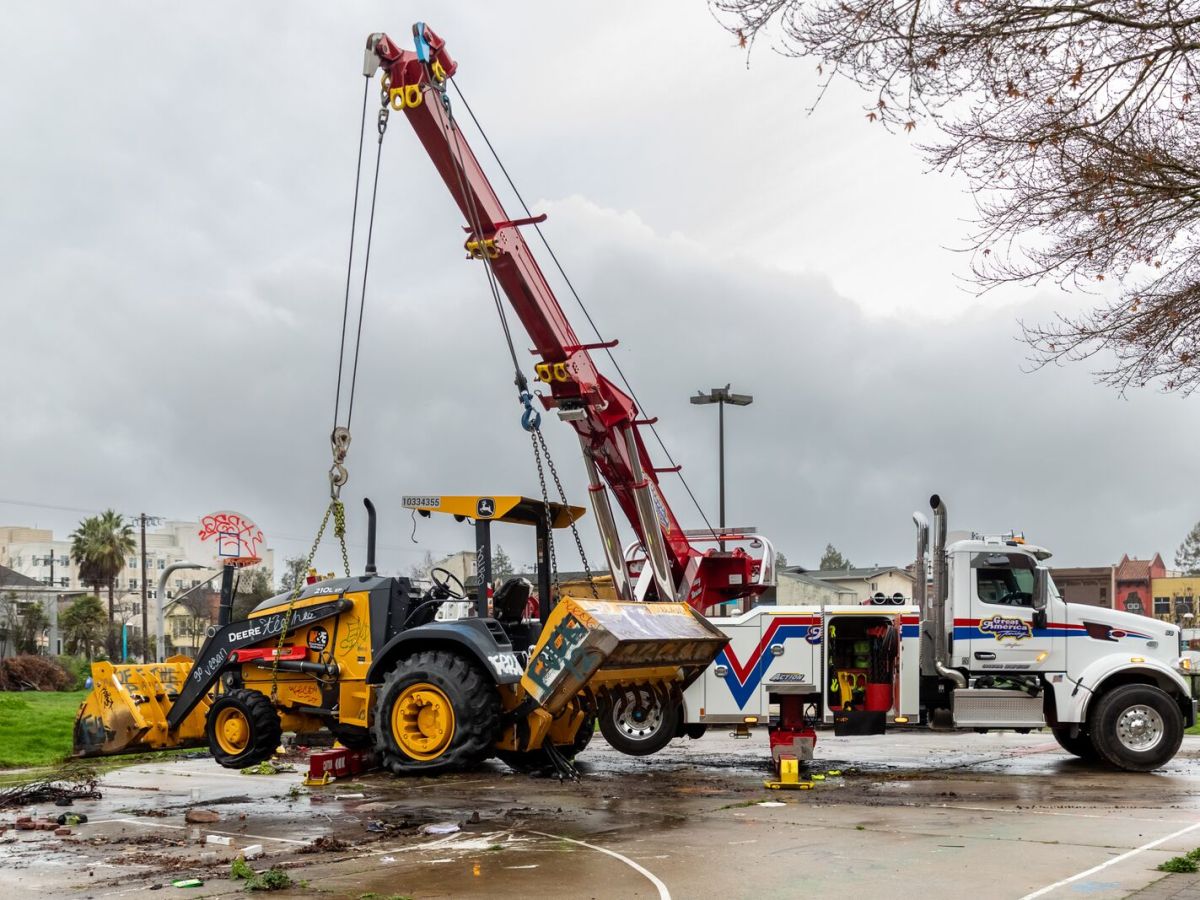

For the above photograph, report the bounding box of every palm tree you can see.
[70,510,136,657]
[70,517,105,600]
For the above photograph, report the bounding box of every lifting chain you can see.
[268,498,351,704]
[530,427,599,600]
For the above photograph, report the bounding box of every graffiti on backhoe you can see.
[525,612,599,698]
[192,647,229,683]
[99,685,113,710]
[341,616,369,653]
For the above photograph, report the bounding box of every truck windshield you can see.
[972,552,1036,607]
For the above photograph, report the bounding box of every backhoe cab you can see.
[74,497,726,776]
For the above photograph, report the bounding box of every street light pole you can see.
[690,384,753,537]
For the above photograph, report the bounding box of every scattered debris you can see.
[298,835,349,854]
[240,761,295,776]
[0,772,101,809]
[57,813,87,826]
[171,878,203,888]
[184,809,220,824]
[758,801,786,808]
[205,834,232,846]
[242,843,264,859]
[421,822,460,836]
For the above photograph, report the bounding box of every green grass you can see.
[0,691,89,768]
[1187,723,1200,735]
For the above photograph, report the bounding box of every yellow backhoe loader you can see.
[74,498,725,774]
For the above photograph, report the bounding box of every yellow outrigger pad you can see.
[73,658,211,758]
[522,597,727,717]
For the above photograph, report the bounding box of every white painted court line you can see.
[112,817,310,845]
[528,830,671,900]
[1020,818,1200,899]
[941,803,1196,825]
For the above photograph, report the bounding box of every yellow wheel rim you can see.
[214,707,251,755]
[391,682,455,761]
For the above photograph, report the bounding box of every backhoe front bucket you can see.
[522,598,727,718]
[73,658,210,758]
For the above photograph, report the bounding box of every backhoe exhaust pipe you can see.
[929,494,966,689]
[364,497,378,576]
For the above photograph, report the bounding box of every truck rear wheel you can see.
[372,650,500,775]
[206,688,282,769]
[599,687,679,756]
[1089,684,1183,772]
[1050,725,1099,761]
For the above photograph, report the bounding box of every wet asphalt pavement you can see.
[4,729,1200,899]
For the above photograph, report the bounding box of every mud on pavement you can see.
[4,730,1200,898]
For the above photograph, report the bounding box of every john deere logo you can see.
[476,498,495,518]
[979,615,1032,641]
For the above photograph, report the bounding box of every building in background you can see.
[1114,554,1166,616]
[769,569,857,606]
[0,519,274,645]
[1050,566,1114,608]
[800,566,914,604]
[1150,575,1200,626]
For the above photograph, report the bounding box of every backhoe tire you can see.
[372,650,500,776]
[330,725,373,751]
[599,687,679,757]
[1089,684,1183,772]
[1050,725,1099,761]
[206,688,282,769]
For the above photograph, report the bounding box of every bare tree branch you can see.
[715,0,1200,392]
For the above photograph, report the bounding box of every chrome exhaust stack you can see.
[929,494,966,688]
[912,510,933,677]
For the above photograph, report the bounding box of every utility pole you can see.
[136,513,163,663]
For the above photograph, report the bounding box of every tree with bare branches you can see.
[715,0,1200,392]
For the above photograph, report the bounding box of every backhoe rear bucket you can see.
[522,598,727,717]
[73,658,210,758]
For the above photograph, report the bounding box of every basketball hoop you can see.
[223,556,263,569]
[198,511,266,570]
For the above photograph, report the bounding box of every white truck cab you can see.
[658,495,1195,772]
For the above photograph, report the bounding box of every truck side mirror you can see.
[1033,566,1050,628]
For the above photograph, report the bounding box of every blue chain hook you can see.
[520,390,542,431]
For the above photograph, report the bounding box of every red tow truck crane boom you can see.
[366,24,774,611]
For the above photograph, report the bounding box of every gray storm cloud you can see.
[2,3,1197,576]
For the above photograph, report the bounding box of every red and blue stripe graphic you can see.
[951,618,1154,641]
[714,614,920,709]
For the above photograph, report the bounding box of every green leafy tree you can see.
[819,543,852,571]
[1177,522,1200,576]
[60,594,107,660]
[277,555,309,596]
[232,567,274,621]
[13,600,48,655]
[71,510,136,656]
[776,551,788,570]
[493,545,514,581]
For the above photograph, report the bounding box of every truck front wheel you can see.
[1050,725,1099,761]
[1089,684,1183,772]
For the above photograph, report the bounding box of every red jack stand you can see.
[305,747,376,786]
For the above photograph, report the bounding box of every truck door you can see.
[965,551,1062,674]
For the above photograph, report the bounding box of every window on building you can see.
[58,555,68,567]
[148,590,156,600]
[1154,596,1171,614]
[157,558,165,570]
[175,579,184,590]
[191,579,200,588]
[31,556,40,568]
[61,578,69,588]
[132,603,140,616]
[129,579,138,590]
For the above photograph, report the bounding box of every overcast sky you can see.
[2,2,1197,578]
